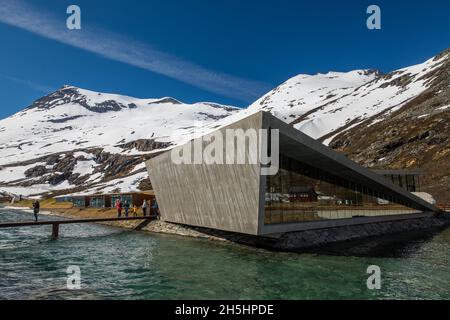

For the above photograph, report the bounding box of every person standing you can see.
[152,200,159,219]
[32,200,40,222]
[142,200,147,216]
[124,201,130,217]
[116,199,122,218]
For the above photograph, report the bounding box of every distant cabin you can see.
[0,196,12,203]
[64,192,155,210]
[89,195,111,208]
[109,192,154,208]
[55,196,72,203]
[71,196,89,207]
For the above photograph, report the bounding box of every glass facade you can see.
[72,197,86,207]
[111,195,133,207]
[90,196,105,208]
[382,174,420,192]
[264,155,420,225]
[55,196,71,203]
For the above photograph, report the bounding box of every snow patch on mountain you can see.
[248,53,448,143]
[1,49,449,198]
[0,86,239,166]
[0,86,240,197]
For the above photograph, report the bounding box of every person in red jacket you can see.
[116,199,122,218]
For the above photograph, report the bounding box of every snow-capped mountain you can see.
[329,49,450,203]
[1,48,449,200]
[0,86,239,197]
[248,69,379,137]
[248,51,449,144]
[247,48,450,202]
[0,85,239,165]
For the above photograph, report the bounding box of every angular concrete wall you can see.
[146,112,263,235]
[146,111,438,237]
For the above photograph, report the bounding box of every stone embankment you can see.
[272,215,449,250]
[143,214,450,251]
[4,203,449,251]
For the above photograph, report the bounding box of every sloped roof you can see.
[262,112,437,213]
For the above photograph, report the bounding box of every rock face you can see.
[248,49,449,144]
[329,49,450,203]
[0,86,239,197]
[117,139,172,152]
[248,47,450,204]
[0,148,150,197]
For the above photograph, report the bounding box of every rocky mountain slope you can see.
[1,48,449,202]
[248,50,448,145]
[0,86,239,197]
[329,49,450,203]
[247,47,450,203]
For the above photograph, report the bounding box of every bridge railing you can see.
[0,216,154,239]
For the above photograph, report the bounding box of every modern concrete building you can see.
[146,111,438,236]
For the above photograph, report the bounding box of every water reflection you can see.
[1,208,449,300]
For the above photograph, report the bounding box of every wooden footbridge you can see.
[0,216,153,239]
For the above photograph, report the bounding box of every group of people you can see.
[115,199,159,218]
[142,199,159,217]
[29,198,159,223]
[115,200,136,218]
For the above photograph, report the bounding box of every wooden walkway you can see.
[0,216,153,239]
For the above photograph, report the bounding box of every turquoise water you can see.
[0,208,449,300]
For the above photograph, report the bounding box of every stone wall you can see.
[141,215,450,251]
[273,216,449,250]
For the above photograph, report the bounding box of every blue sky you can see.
[0,0,449,119]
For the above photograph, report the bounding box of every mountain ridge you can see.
[1,48,449,201]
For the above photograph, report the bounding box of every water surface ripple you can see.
[1,209,449,299]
